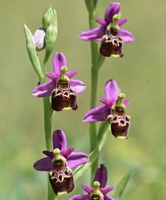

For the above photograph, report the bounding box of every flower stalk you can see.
[42,60,54,200]
[88,2,100,183]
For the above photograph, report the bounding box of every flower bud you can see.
[42,5,55,29]
[42,6,58,62]
[33,27,46,51]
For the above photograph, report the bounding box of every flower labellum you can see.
[107,93,131,139]
[100,14,123,57]
[49,166,74,194]
[49,148,74,194]
[51,66,78,111]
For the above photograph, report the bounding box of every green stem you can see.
[41,60,53,151]
[43,97,53,151]
[47,176,55,200]
[41,60,55,200]
[88,8,100,183]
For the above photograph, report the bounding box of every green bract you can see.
[24,24,43,80]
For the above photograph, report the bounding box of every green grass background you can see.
[0,0,166,199]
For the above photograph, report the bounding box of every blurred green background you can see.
[0,0,166,199]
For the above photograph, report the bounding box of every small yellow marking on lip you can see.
[117,136,126,139]
[112,54,120,58]
[62,107,72,111]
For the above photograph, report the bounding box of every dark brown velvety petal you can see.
[49,166,74,194]
[107,107,131,139]
[51,82,78,111]
[100,30,123,57]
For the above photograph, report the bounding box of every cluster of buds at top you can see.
[33,5,57,58]
[24,6,58,79]
[107,93,131,139]
[100,14,123,58]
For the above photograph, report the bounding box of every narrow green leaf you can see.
[113,169,132,200]
[24,24,43,80]
[97,54,106,70]
[97,121,109,151]
[74,148,99,182]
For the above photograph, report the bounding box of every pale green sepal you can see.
[113,169,132,200]
[74,148,99,182]
[24,24,43,80]
[42,5,54,29]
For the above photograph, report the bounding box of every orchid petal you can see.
[83,105,109,123]
[104,2,121,23]
[95,18,108,27]
[117,18,127,26]
[78,2,134,46]
[61,147,74,158]
[52,130,67,150]
[66,70,77,78]
[94,164,107,188]
[119,28,135,43]
[33,27,46,49]
[104,195,116,200]
[82,184,94,194]
[123,99,130,105]
[99,98,110,107]
[45,72,59,81]
[100,186,114,195]
[43,151,54,159]
[78,27,105,41]
[69,194,89,200]
[70,79,86,94]
[33,157,52,171]
[32,80,55,97]
[67,152,88,168]
[53,52,67,74]
[105,79,119,102]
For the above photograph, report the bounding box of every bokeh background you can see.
[0,0,166,199]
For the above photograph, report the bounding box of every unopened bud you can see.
[33,27,46,51]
